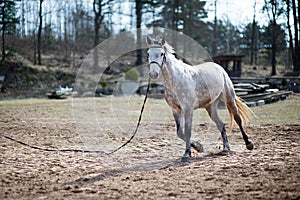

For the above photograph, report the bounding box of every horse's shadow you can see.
[64,151,234,186]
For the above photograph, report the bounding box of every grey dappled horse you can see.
[146,36,254,162]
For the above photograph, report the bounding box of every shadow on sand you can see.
[64,150,235,186]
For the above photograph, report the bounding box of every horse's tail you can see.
[228,95,253,133]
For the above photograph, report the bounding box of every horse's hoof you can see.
[191,141,204,152]
[222,147,230,152]
[246,140,254,150]
[181,156,191,163]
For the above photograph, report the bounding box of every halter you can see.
[148,46,167,68]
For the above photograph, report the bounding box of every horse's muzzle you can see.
[149,72,159,79]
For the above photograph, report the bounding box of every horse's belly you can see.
[194,95,212,109]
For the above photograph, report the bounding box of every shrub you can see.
[125,67,140,81]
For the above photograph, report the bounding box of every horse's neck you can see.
[161,54,186,89]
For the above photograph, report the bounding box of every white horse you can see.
[146,36,254,162]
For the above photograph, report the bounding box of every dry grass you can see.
[1,93,297,155]
[250,93,300,125]
[1,93,299,126]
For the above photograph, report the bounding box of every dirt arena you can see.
[0,94,299,199]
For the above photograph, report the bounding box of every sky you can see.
[113,0,276,33]
[30,0,286,36]
[205,0,268,27]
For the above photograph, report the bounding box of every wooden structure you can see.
[213,55,245,77]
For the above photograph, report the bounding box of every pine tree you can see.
[155,0,208,51]
[291,0,300,72]
[260,22,286,66]
[263,0,284,75]
[0,0,19,62]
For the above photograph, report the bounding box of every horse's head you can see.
[146,36,166,80]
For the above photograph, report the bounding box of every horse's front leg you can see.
[173,110,203,154]
[173,110,185,141]
[181,110,193,163]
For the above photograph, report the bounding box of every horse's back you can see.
[190,62,228,106]
[195,62,227,87]
[196,62,227,75]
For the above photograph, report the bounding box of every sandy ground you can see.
[0,94,299,199]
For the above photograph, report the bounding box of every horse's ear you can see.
[161,36,166,46]
[146,36,153,46]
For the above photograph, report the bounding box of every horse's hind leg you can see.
[173,110,203,153]
[234,115,254,150]
[206,102,230,152]
[227,100,254,150]
[233,113,254,150]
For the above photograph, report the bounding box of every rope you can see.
[107,77,151,154]
[0,133,106,153]
[0,78,151,155]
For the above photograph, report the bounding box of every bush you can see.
[125,67,140,81]
[99,76,107,88]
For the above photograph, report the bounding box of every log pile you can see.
[234,83,293,107]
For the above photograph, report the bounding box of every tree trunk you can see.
[292,0,298,48]
[93,0,103,72]
[270,1,277,76]
[37,0,43,65]
[171,0,179,50]
[212,0,217,56]
[93,0,101,48]
[21,0,26,37]
[250,0,257,65]
[94,18,100,47]
[63,1,69,61]
[287,0,295,69]
[250,20,256,65]
[1,25,5,62]
[135,0,143,67]
[292,0,300,72]
[1,4,5,62]
[271,18,277,75]
[297,0,300,72]
[33,31,37,65]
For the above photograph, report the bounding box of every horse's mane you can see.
[162,42,176,54]
[150,37,192,65]
[163,42,193,65]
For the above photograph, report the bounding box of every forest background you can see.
[0,0,299,97]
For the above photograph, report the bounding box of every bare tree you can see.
[93,0,112,47]
[287,0,295,68]
[37,0,43,65]
[250,0,258,65]
[135,0,142,67]
[291,0,300,72]
[212,0,217,56]
[63,1,71,61]
[92,0,112,71]
[20,0,26,37]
